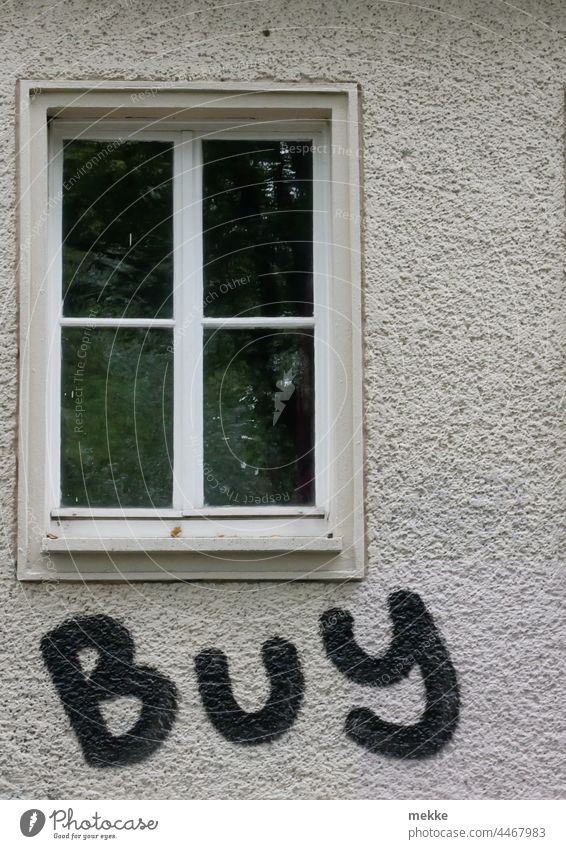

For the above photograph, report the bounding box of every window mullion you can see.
[201,317,315,329]
[173,130,203,510]
[59,317,175,328]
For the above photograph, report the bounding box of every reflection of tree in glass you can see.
[203,140,313,317]
[62,140,173,318]
[203,330,315,505]
[61,328,173,507]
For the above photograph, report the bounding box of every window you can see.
[18,82,364,580]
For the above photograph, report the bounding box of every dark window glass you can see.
[202,140,313,317]
[203,328,315,506]
[61,327,173,507]
[62,140,173,318]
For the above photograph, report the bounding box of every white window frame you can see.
[17,81,364,581]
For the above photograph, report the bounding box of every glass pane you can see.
[62,140,173,318]
[203,329,315,506]
[61,327,173,507]
[202,140,313,317]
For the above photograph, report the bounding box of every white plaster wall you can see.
[0,0,564,799]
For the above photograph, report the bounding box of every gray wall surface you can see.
[0,0,565,799]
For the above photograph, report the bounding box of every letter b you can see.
[41,615,178,767]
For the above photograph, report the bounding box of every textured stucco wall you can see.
[0,0,565,799]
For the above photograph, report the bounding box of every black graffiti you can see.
[41,615,178,768]
[195,637,304,745]
[320,591,460,759]
[40,593,460,766]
